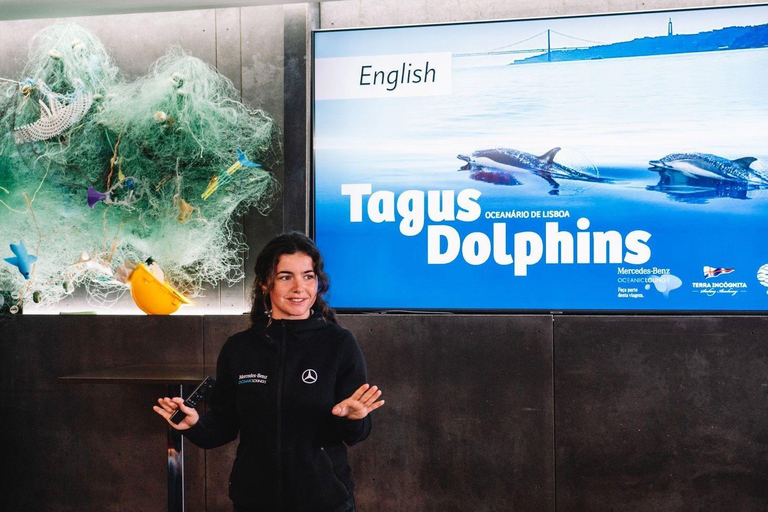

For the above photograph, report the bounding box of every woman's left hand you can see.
[332,384,385,420]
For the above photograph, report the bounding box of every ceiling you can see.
[0,0,327,21]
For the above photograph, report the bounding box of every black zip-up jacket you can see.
[184,312,371,511]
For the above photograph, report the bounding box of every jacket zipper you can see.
[276,320,286,509]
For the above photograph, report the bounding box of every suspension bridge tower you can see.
[668,18,673,36]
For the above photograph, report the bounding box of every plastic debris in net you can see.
[0,23,281,311]
[13,88,93,143]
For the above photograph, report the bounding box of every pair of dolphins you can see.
[457,147,768,186]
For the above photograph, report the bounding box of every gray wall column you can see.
[283,2,319,234]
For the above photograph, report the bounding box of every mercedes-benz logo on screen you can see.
[302,369,318,384]
[757,264,768,288]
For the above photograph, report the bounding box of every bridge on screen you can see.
[453,29,604,61]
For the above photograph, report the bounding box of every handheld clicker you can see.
[170,376,216,424]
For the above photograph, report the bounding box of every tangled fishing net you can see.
[0,23,281,311]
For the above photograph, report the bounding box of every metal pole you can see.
[167,384,185,512]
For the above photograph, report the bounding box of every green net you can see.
[0,23,280,311]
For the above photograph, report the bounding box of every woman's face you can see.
[265,252,318,320]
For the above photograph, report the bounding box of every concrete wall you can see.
[319,0,762,27]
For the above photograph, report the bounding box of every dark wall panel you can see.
[0,294,555,512]
[9,312,768,511]
[342,314,555,512]
[282,3,317,234]
[202,315,251,512]
[0,316,204,512]
[554,316,768,511]
[193,314,555,511]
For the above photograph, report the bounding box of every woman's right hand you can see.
[153,397,200,430]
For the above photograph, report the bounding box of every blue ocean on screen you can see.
[314,17,768,311]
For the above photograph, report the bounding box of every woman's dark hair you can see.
[250,231,337,324]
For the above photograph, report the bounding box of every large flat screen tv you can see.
[312,4,768,312]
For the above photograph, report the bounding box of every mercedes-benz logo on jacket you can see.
[302,368,318,384]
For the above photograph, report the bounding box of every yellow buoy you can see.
[129,262,193,315]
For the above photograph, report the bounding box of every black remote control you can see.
[170,376,216,424]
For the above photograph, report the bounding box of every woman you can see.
[153,232,384,512]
